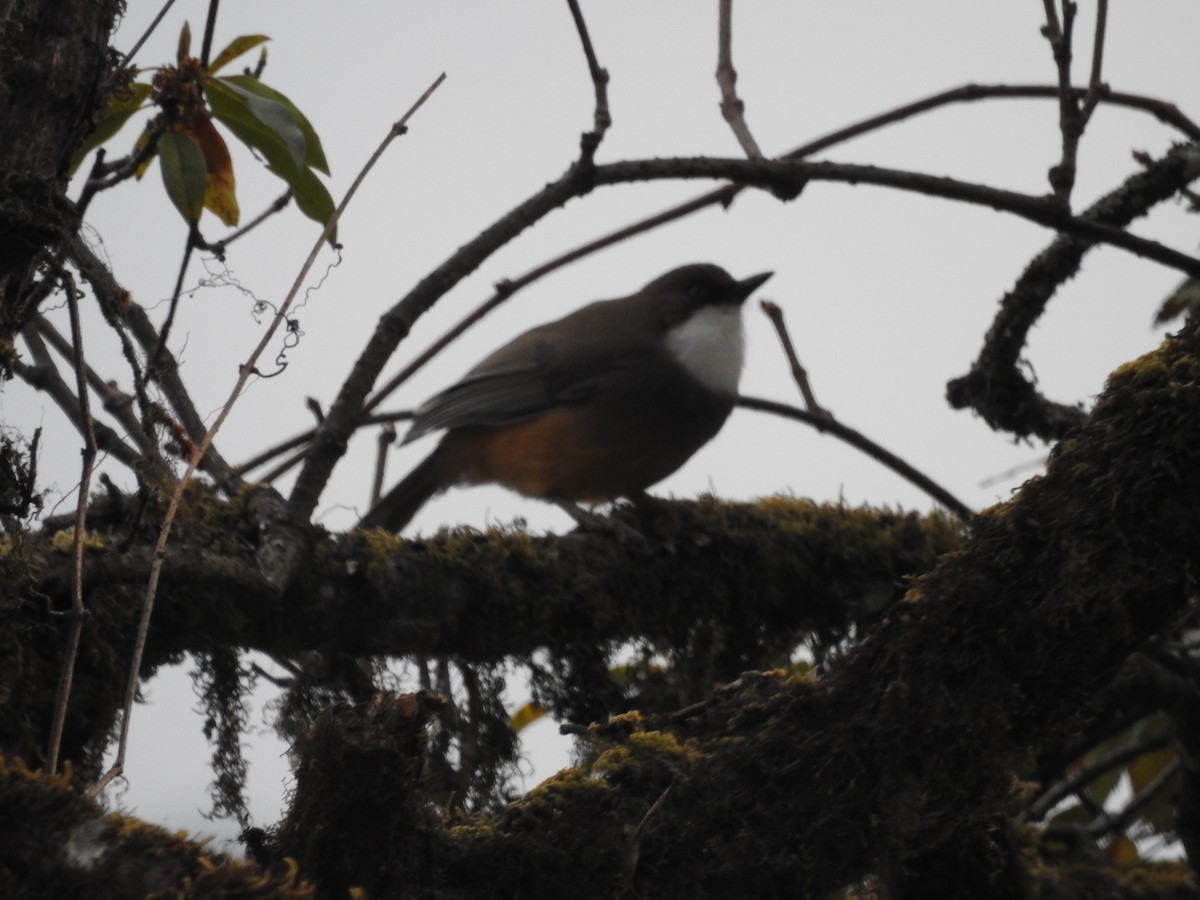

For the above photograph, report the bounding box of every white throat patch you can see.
[664,304,745,396]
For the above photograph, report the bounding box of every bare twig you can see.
[1041,0,1083,203]
[759,300,828,417]
[586,156,1200,277]
[87,73,447,799]
[624,784,672,889]
[148,231,197,376]
[1027,728,1174,822]
[566,0,611,149]
[716,0,764,159]
[77,126,165,217]
[15,329,145,472]
[948,141,1200,442]
[737,394,972,519]
[117,0,180,71]
[1045,758,1180,844]
[259,445,309,485]
[34,318,160,461]
[305,397,324,424]
[1081,0,1109,120]
[236,407,416,477]
[372,424,397,506]
[291,82,1200,514]
[199,0,220,69]
[46,274,99,774]
[213,190,292,251]
[68,233,241,487]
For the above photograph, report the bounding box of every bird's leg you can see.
[545,493,646,544]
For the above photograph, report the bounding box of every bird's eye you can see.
[688,284,706,299]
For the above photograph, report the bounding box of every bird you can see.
[359,263,773,533]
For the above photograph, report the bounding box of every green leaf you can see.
[207,34,270,75]
[209,76,306,174]
[206,76,335,238]
[70,82,153,173]
[158,129,207,223]
[207,77,303,179]
[279,163,337,240]
[220,75,328,174]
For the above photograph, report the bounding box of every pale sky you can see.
[12,2,1200,846]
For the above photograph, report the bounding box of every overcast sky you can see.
[15,2,1200,846]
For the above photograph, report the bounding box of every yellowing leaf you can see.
[1105,835,1139,863]
[207,34,270,75]
[158,129,207,223]
[182,113,239,226]
[206,75,335,237]
[1129,744,1177,794]
[133,126,154,179]
[509,701,548,734]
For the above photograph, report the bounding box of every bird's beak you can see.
[733,271,773,303]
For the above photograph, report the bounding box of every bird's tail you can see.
[358,446,454,532]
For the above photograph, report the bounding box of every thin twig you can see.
[34,318,159,460]
[259,445,309,484]
[1081,0,1108,120]
[1042,0,1082,203]
[586,156,1200,278]
[15,330,145,472]
[372,424,397,506]
[1046,758,1180,843]
[566,0,611,147]
[148,231,197,376]
[737,394,973,519]
[358,84,1200,418]
[199,0,220,69]
[716,0,764,159]
[290,82,1200,507]
[1027,729,1174,822]
[759,300,828,417]
[624,784,672,889]
[45,274,98,774]
[87,73,447,799]
[213,191,292,251]
[118,0,180,71]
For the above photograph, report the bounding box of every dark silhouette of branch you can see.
[33,318,160,461]
[14,328,145,472]
[65,233,240,485]
[86,70,447,803]
[588,155,1200,277]
[738,395,972,519]
[716,0,764,159]
[566,0,611,150]
[245,83,1199,487]
[759,299,829,417]
[947,140,1200,442]
[46,273,99,775]
[1027,726,1173,822]
[1041,0,1083,202]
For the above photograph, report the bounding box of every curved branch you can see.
[947,141,1200,441]
[738,395,972,518]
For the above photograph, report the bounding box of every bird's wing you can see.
[403,317,650,443]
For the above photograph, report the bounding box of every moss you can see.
[0,756,314,898]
